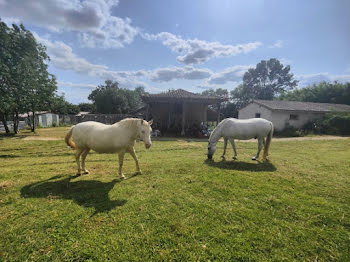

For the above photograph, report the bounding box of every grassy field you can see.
[1,127,349,261]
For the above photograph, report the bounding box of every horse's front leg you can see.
[118,152,126,179]
[252,138,264,160]
[221,138,228,159]
[128,147,141,174]
[229,139,238,160]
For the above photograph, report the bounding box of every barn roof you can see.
[252,100,350,113]
[142,89,227,104]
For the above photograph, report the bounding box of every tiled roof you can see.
[253,100,350,113]
[142,89,227,102]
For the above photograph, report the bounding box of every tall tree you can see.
[279,81,350,105]
[231,58,298,109]
[51,94,80,115]
[0,21,57,133]
[201,88,228,98]
[0,21,13,133]
[88,81,147,114]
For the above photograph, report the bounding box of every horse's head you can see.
[138,119,153,149]
[207,141,216,159]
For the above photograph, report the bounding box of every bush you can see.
[275,124,305,137]
[303,112,350,135]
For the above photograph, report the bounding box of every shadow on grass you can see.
[204,159,277,172]
[20,174,127,214]
[0,154,20,158]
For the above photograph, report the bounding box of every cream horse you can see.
[65,118,153,179]
[207,118,273,161]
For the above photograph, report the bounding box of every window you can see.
[290,114,299,120]
[255,113,261,118]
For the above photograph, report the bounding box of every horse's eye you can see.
[208,147,210,150]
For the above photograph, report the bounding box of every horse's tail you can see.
[65,126,76,150]
[263,122,273,160]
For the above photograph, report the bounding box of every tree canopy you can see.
[0,20,57,133]
[279,81,350,105]
[230,58,298,109]
[88,80,147,114]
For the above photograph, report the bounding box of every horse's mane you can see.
[114,118,146,129]
[208,118,229,143]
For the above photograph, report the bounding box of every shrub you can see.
[275,124,304,137]
[303,112,350,135]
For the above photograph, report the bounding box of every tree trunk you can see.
[0,113,10,134]
[27,112,33,131]
[31,111,35,132]
[13,110,19,134]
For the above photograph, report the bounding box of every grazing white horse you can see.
[65,118,153,179]
[207,118,273,161]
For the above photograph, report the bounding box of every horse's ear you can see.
[140,119,144,125]
[148,119,153,126]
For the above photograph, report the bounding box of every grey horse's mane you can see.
[208,118,230,143]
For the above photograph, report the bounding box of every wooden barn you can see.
[141,89,227,135]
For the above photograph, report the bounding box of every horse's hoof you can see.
[120,175,126,180]
[232,156,237,160]
[221,155,225,160]
[135,171,142,175]
[251,157,257,161]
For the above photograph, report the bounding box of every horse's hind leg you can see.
[81,148,90,174]
[128,147,141,174]
[252,138,264,160]
[118,152,126,180]
[75,148,84,175]
[221,138,228,159]
[229,139,238,160]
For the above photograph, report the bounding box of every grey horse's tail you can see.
[65,126,76,149]
[263,122,273,160]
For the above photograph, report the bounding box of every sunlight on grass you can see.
[1,129,349,261]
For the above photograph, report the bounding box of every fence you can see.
[59,114,136,125]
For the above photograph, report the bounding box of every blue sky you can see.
[1,0,349,104]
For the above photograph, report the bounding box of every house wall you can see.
[271,111,323,131]
[238,102,324,131]
[238,103,273,121]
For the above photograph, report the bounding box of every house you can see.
[238,100,350,131]
[19,111,59,127]
[142,89,227,135]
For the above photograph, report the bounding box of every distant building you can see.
[238,100,350,131]
[19,111,59,127]
[142,89,227,135]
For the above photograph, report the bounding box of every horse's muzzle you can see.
[145,143,152,149]
[207,154,212,159]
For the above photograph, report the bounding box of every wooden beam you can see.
[217,103,221,125]
[181,102,186,135]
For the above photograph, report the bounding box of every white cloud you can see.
[35,34,258,91]
[144,32,262,64]
[0,0,138,49]
[57,81,96,89]
[269,40,283,48]
[150,66,212,82]
[297,72,350,87]
[35,34,148,89]
[208,65,252,85]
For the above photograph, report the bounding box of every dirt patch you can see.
[0,180,12,189]
[22,137,62,141]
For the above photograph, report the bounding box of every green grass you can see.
[1,128,350,261]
